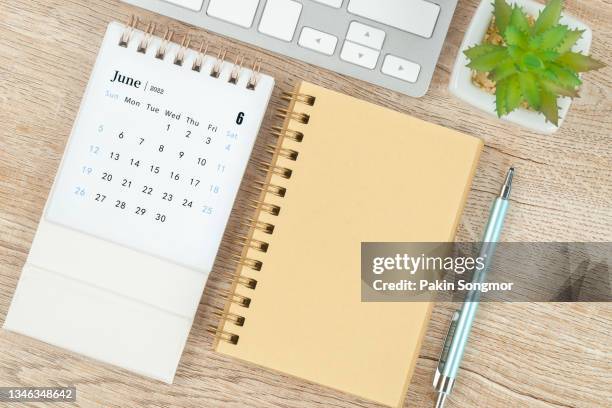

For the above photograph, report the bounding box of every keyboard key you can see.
[346,21,385,50]
[347,0,440,38]
[311,0,343,7]
[207,0,260,28]
[382,55,421,83]
[163,0,204,11]
[340,41,379,69]
[259,0,303,41]
[298,27,338,55]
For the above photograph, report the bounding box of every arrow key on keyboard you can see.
[298,27,338,55]
[382,55,421,83]
[346,22,385,50]
[340,41,379,69]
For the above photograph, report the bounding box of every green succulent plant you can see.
[464,0,605,125]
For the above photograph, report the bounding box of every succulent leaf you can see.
[492,60,518,81]
[509,6,531,35]
[541,79,579,98]
[493,0,513,34]
[467,48,507,72]
[505,25,528,48]
[523,53,545,70]
[464,44,505,59]
[557,52,606,72]
[534,0,563,34]
[556,29,584,53]
[505,75,522,113]
[538,50,560,62]
[519,72,541,109]
[507,45,525,62]
[540,68,557,82]
[548,63,582,87]
[537,25,569,50]
[540,88,559,125]
[495,78,509,117]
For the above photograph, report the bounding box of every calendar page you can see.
[46,22,274,272]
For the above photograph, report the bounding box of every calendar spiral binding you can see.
[209,87,316,345]
[119,15,262,90]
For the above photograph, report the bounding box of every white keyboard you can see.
[122,0,458,97]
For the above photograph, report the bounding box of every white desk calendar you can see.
[4,20,274,382]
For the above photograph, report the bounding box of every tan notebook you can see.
[214,81,482,407]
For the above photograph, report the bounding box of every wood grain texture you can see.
[0,0,610,407]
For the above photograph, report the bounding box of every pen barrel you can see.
[440,197,509,379]
[482,198,509,243]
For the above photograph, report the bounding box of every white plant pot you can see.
[449,0,592,134]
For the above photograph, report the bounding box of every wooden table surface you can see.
[0,0,610,407]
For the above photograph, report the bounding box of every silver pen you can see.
[433,167,514,408]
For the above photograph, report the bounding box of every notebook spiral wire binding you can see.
[118,15,262,90]
[209,89,316,346]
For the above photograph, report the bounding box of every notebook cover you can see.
[215,81,483,407]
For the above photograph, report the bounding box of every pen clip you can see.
[433,310,460,390]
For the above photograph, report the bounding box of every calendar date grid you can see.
[75,119,239,225]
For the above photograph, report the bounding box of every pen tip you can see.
[500,167,514,199]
